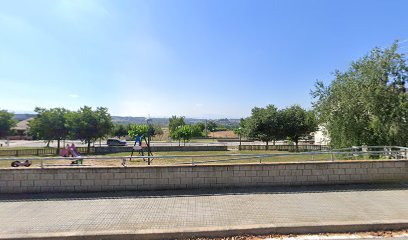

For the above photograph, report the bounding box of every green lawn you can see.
[0,150,336,168]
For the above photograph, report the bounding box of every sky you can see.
[0,0,407,119]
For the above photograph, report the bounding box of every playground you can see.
[1,145,407,169]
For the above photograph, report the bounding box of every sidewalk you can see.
[1,184,408,239]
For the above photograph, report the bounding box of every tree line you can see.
[1,42,406,150]
[239,105,317,149]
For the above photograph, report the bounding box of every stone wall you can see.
[1,160,407,194]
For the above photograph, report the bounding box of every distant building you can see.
[313,125,330,145]
[10,118,33,140]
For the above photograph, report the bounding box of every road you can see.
[1,184,408,239]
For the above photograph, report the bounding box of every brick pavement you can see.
[1,184,408,239]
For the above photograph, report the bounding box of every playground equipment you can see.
[125,134,153,166]
[11,160,32,167]
[60,144,83,165]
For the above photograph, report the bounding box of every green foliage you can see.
[0,110,16,138]
[66,106,113,151]
[241,105,284,145]
[311,41,408,148]
[128,124,160,140]
[28,107,70,148]
[206,120,217,132]
[191,123,205,137]
[128,124,149,139]
[240,105,317,148]
[169,115,185,140]
[112,124,128,137]
[176,125,193,146]
[153,124,164,136]
[280,105,318,146]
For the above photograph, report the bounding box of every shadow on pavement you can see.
[1,183,407,202]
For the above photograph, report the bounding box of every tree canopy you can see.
[280,105,317,148]
[311,42,408,148]
[0,110,16,138]
[242,105,283,146]
[28,107,70,148]
[169,115,185,141]
[67,106,113,152]
[112,124,128,138]
[174,125,193,146]
[240,104,316,149]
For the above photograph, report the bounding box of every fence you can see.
[0,145,228,157]
[239,144,330,151]
[1,146,407,169]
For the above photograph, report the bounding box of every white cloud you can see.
[68,94,80,98]
[195,103,204,107]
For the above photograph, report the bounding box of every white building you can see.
[313,125,330,145]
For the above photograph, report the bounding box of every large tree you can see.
[312,42,408,148]
[280,105,317,150]
[67,106,114,152]
[0,110,16,138]
[242,105,283,147]
[28,107,69,149]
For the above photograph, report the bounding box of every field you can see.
[0,150,335,168]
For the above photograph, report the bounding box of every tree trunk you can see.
[295,138,299,152]
[266,141,269,150]
[57,139,60,155]
[87,140,91,153]
[46,140,50,147]
[273,140,276,145]
[184,139,186,146]
[178,139,181,147]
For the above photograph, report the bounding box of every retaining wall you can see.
[1,160,407,194]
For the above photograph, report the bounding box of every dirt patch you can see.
[208,131,237,138]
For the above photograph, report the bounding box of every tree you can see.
[0,110,16,138]
[175,125,193,146]
[280,105,317,150]
[241,105,283,147]
[191,123,205,137]
[128,124,149,139]
[311,42,408,148]
[207,121,217,132]
[28,107,69,149]
[169,115,185,132]
[112,124,128,138]
[67,106,114,152]
[153,125,164,140]
[169,115,185,142]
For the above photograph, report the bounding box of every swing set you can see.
[122,133,153,166]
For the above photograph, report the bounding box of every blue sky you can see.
[0,0,407,118]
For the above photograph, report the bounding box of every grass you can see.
[0,146,51,150]
[0,150,336,168]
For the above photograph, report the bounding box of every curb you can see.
[2,221,408,240]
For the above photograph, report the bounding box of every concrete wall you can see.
[1,160,407,194]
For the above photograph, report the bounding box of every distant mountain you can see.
[112,116,240,127]
[12,114,240,127]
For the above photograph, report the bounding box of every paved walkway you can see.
[1,184,408,239]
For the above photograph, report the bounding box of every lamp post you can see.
[238,127,242,150]
[146,117,153,165]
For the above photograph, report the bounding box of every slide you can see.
[70,148,81,157]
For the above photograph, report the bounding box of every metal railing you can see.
[0,146,406,168]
